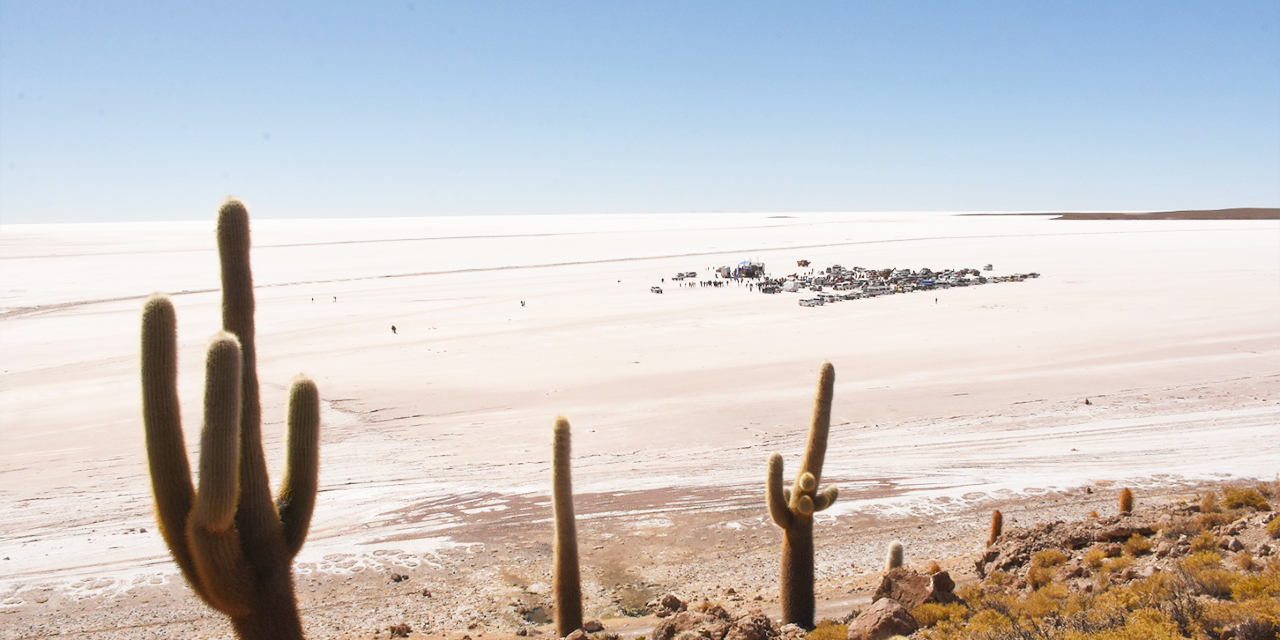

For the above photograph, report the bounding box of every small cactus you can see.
[141,199,319,639]
[988,510,1003,546]
[553,416,583,636]
[766,361,840,630]
[885,540,904,572]
[1119,487,1134,514]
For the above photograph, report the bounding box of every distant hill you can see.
[962,208,1279,220]
[1051,208,1279,220]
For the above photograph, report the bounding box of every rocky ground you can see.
[5,478,1265,640]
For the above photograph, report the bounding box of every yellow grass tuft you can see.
[1222,485,1270,511]
[1122,533,1152,557]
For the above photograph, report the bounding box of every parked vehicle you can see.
[651,286,663,294]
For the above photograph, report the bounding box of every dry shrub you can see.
[1201,491,1221,514]
[1234,550,1257,572]
[1027,566,1055,589]
[1266,515,1280,539]
[1190,530,1220,552]
[1231,568,1280,601]
[1014,583,1071,619]
[1122,533,1153,557]
[1083,547,1107,570]
[1201,597,1280,639]
[1031,548,1067,568]
[1088,509,1099,519]
[955,582,983,603]
[925,560,942,574]
[1027,548,1068,588]
[983,569,1013,588]
[1222,485,1270,511]
[1104,554,1134,572]
[1093,608,1184,640]
[1181,550,1235,598]
[962,608,1012,636]
[804,620,846,640]
[1197,511,1232,530]
[1160,514,1199,540]
[911,601,968,628]
[1257,476,1280,500]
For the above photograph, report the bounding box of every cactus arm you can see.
[812,485,838,512]
[552,416,583,637]
[216,199,282,553]
[184,332,253,617]
[216,199,257,380]
[795,360,834,488]
[278,375,321,559]
[140,294,202,592]
[192,333,243,532]
[216,200,261,446]
[766,452,792,528]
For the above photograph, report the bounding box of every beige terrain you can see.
[1,211,1277,638]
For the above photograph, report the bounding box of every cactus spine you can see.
[141,198,319,640]
[553,416,583,637]
[766,361,840,630]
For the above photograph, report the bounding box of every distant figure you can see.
[391,325,397,334]
[521,301,526,307]
[311,297,314,303]
[935,297,938,304]
[333,296,337,302]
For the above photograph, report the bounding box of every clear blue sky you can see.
[2,1,1277,223]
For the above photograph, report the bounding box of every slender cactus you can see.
[988,510,1003,546]
[141,198,320,640]
[552,416,583,636]
[1119,487,1134,514]
[766,361,840,630]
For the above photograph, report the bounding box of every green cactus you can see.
[552,416,583,637]
[766,361,839,630]
[141,198,319,640]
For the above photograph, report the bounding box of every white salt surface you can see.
[1,211,1277,596]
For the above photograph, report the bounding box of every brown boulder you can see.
[655,593,688,618]
[651,611,723,640]
[872,568,960,610]
[724,610,775,640]
[846,598,919,640]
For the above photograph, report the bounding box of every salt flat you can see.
[1,211,1277,636]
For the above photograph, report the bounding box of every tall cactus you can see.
[766,361,839,630]
[552,416,583,637]
[141,198,320,640]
